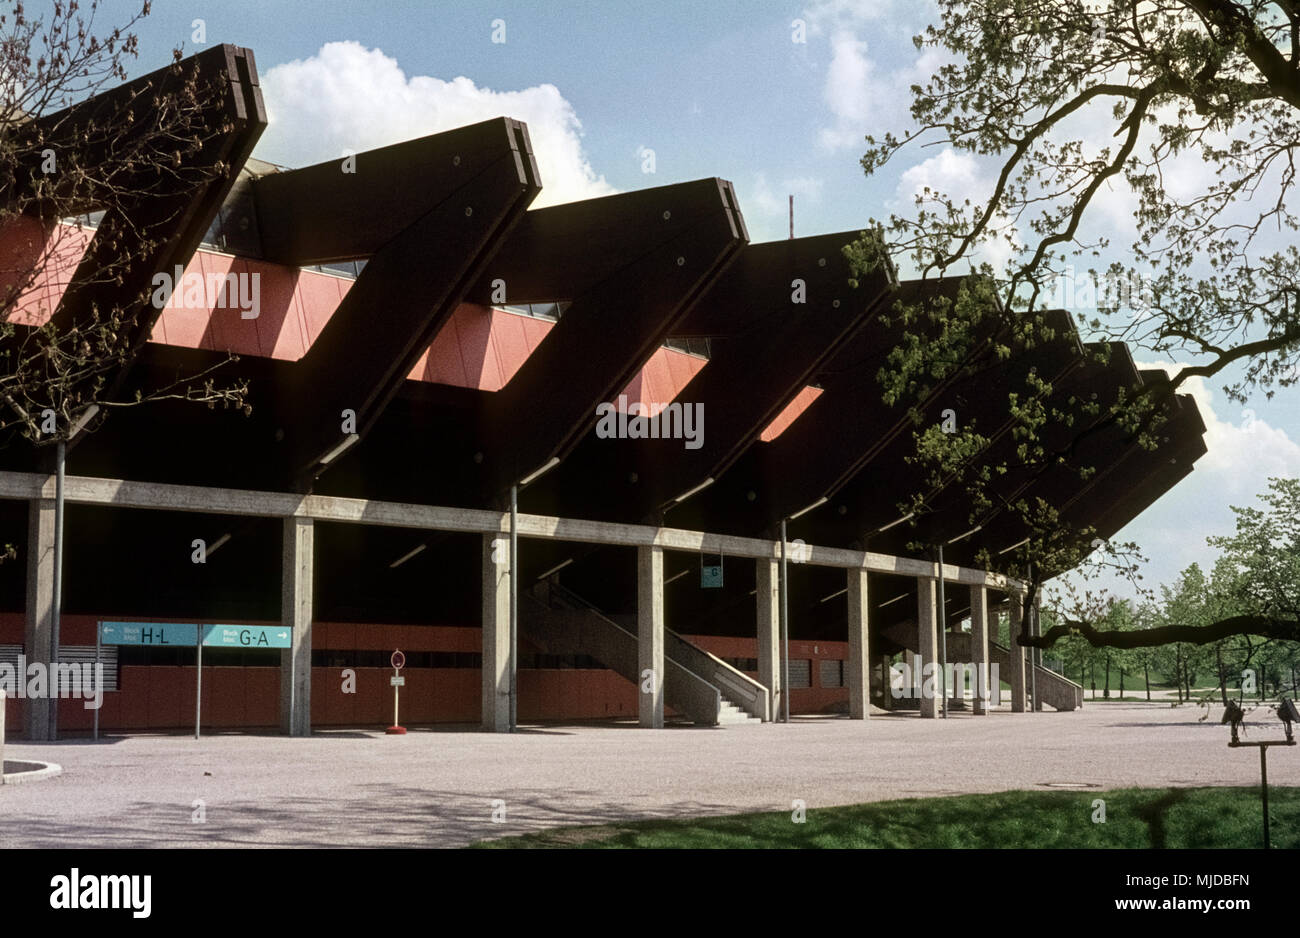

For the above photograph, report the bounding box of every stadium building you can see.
[0,46,1207,740]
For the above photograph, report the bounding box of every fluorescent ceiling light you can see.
[389,543,427,569]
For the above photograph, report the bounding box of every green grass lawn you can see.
[473,786,1300,849]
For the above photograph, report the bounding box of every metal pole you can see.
[393,670,400,728]
[1261,746,1270,849]
[1030,594,1040,711]
[50,438,66,740]
[1028,563,1039,712]
[93,622,100,741]
[509,483,518,732]
[194,629,202,741]
[937,544,948,719]
[780,519,791,723]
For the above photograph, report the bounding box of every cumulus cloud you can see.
[1088,363,1300,595]
[893,147,1022,273]
[818,31,875,150]
[801,0,942,151]
[255,41,615,208]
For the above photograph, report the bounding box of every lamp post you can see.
[49,404,98,741]
[780,497,826,724]
[936,544,947,719]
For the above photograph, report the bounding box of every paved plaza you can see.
[1,702,1288,847]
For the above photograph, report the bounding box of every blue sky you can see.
[101,0,1300,597]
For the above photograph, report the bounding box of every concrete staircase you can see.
[988,641,1083,711]
[520,581,767,726]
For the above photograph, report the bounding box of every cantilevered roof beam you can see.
[529,231,896,523]
[5,45,266,427]
[260,119,541,487]
[470,178,747,501]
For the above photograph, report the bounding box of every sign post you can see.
[387,649,406,735]
[97,622,291,741]
[195,630,203,740]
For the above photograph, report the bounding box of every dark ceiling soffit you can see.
[278,118,542,486]
[526,230,897,524]
[952,392,1208,567]
[761,305,1082,532]
[476,178,748,498]
[644,232,899,514]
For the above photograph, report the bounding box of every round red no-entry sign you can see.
[391,649,405,671]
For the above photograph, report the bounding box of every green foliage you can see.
[848,0,1300,598]
[474,787,1300,849]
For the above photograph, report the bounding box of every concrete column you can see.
[481,534,511,732]
[638,545,665,728]
[970,585,990,715]
[879,654,893,710]
[1008,592,1027,712]
[756,558,780,722]
[846,568,870,719]
[279,517,314,737]
[917,577,939,718]
[24,498,55,741]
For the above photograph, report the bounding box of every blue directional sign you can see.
[99,621,198,646]
[97,621,292,648]
[200,624,292,649]
[701,564,724,588]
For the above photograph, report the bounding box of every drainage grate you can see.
[1039,781,1100,789]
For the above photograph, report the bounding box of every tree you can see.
[849,0,1300,652]
[1040,480,1300,670]
[0,1,248,457]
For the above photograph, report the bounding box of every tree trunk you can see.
[1104,655,1111,699]
[1144,663,1150,701]
[1216,645,1228,707]
[1119,669,1124,698]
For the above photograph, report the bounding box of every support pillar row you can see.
[970,585,990,715]
[24,499,55,741]
[638,545,664,728]
[279,516,314,737]
[917,577,939,719]
[1008,592,1027,713]
[481,534,511,732]
[846,568,870,719]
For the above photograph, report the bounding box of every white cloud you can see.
[256,41,615,208]
[1153,364,1300,499]
[802,0,900,37]
[893,147,1021,273]
[1086,363,1300,595]
[802,0,943,152]
[818,30,875,150]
